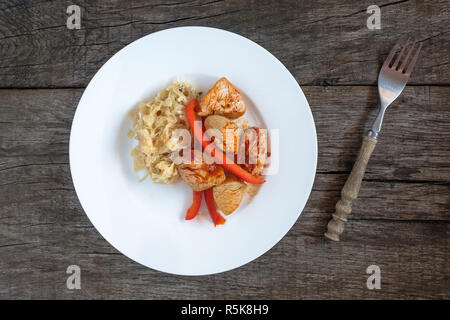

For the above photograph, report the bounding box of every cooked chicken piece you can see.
[204,115,242,154]
[177,150,226,191]
[237,127,267,176]
[213,175,247,215]
[198,77,246,119]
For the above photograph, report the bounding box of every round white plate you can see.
[70,27,317,275]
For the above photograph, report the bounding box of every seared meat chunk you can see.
[237,127,267,176]
[204,115,242,154]
[213,175,247,215]
[177,150,226,191]
[198,77,246,119]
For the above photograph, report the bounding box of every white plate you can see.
[70,27,317,275]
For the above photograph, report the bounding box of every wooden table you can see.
[0,0,449,299]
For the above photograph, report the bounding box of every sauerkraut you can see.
[128,81,199,184]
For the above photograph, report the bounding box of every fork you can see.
[324,37,423,241]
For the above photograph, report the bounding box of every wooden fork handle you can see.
[324,136,378,241]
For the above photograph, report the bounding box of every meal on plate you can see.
[128,77,268,226]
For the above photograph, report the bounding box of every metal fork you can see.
[325,37,423,241]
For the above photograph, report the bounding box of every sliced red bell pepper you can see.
[185,98,266,185]
[185,190,202,220]
[204,188,226,226]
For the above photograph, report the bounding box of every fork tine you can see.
[405,42,423,74]
[382,36,405,68]
[391,38,411,69]
[399,40,417,72]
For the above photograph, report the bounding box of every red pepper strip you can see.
[185,98,266,185]
[185,190,202,220]
[204,188,226,226]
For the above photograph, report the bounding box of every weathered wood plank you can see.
[0,86,449,299]
[1,86,449,182]
[0,156,448,299]
[1,200,448,299]
[0,0,449,87]
[304,85,450,183]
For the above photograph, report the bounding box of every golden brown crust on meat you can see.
[198,77,246,119]
[238,127,267,176]
[204,115,242,154]
[213,175,247,215]
[177,150,226,191]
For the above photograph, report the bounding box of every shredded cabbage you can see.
[128,81,198,184]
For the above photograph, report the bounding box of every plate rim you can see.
[69,26,318,275]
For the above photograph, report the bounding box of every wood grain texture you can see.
[1,87,449,299]
[325,136,378,241]
[0,0,449,87]
[305,85,450,183]
[1,0,449,300]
